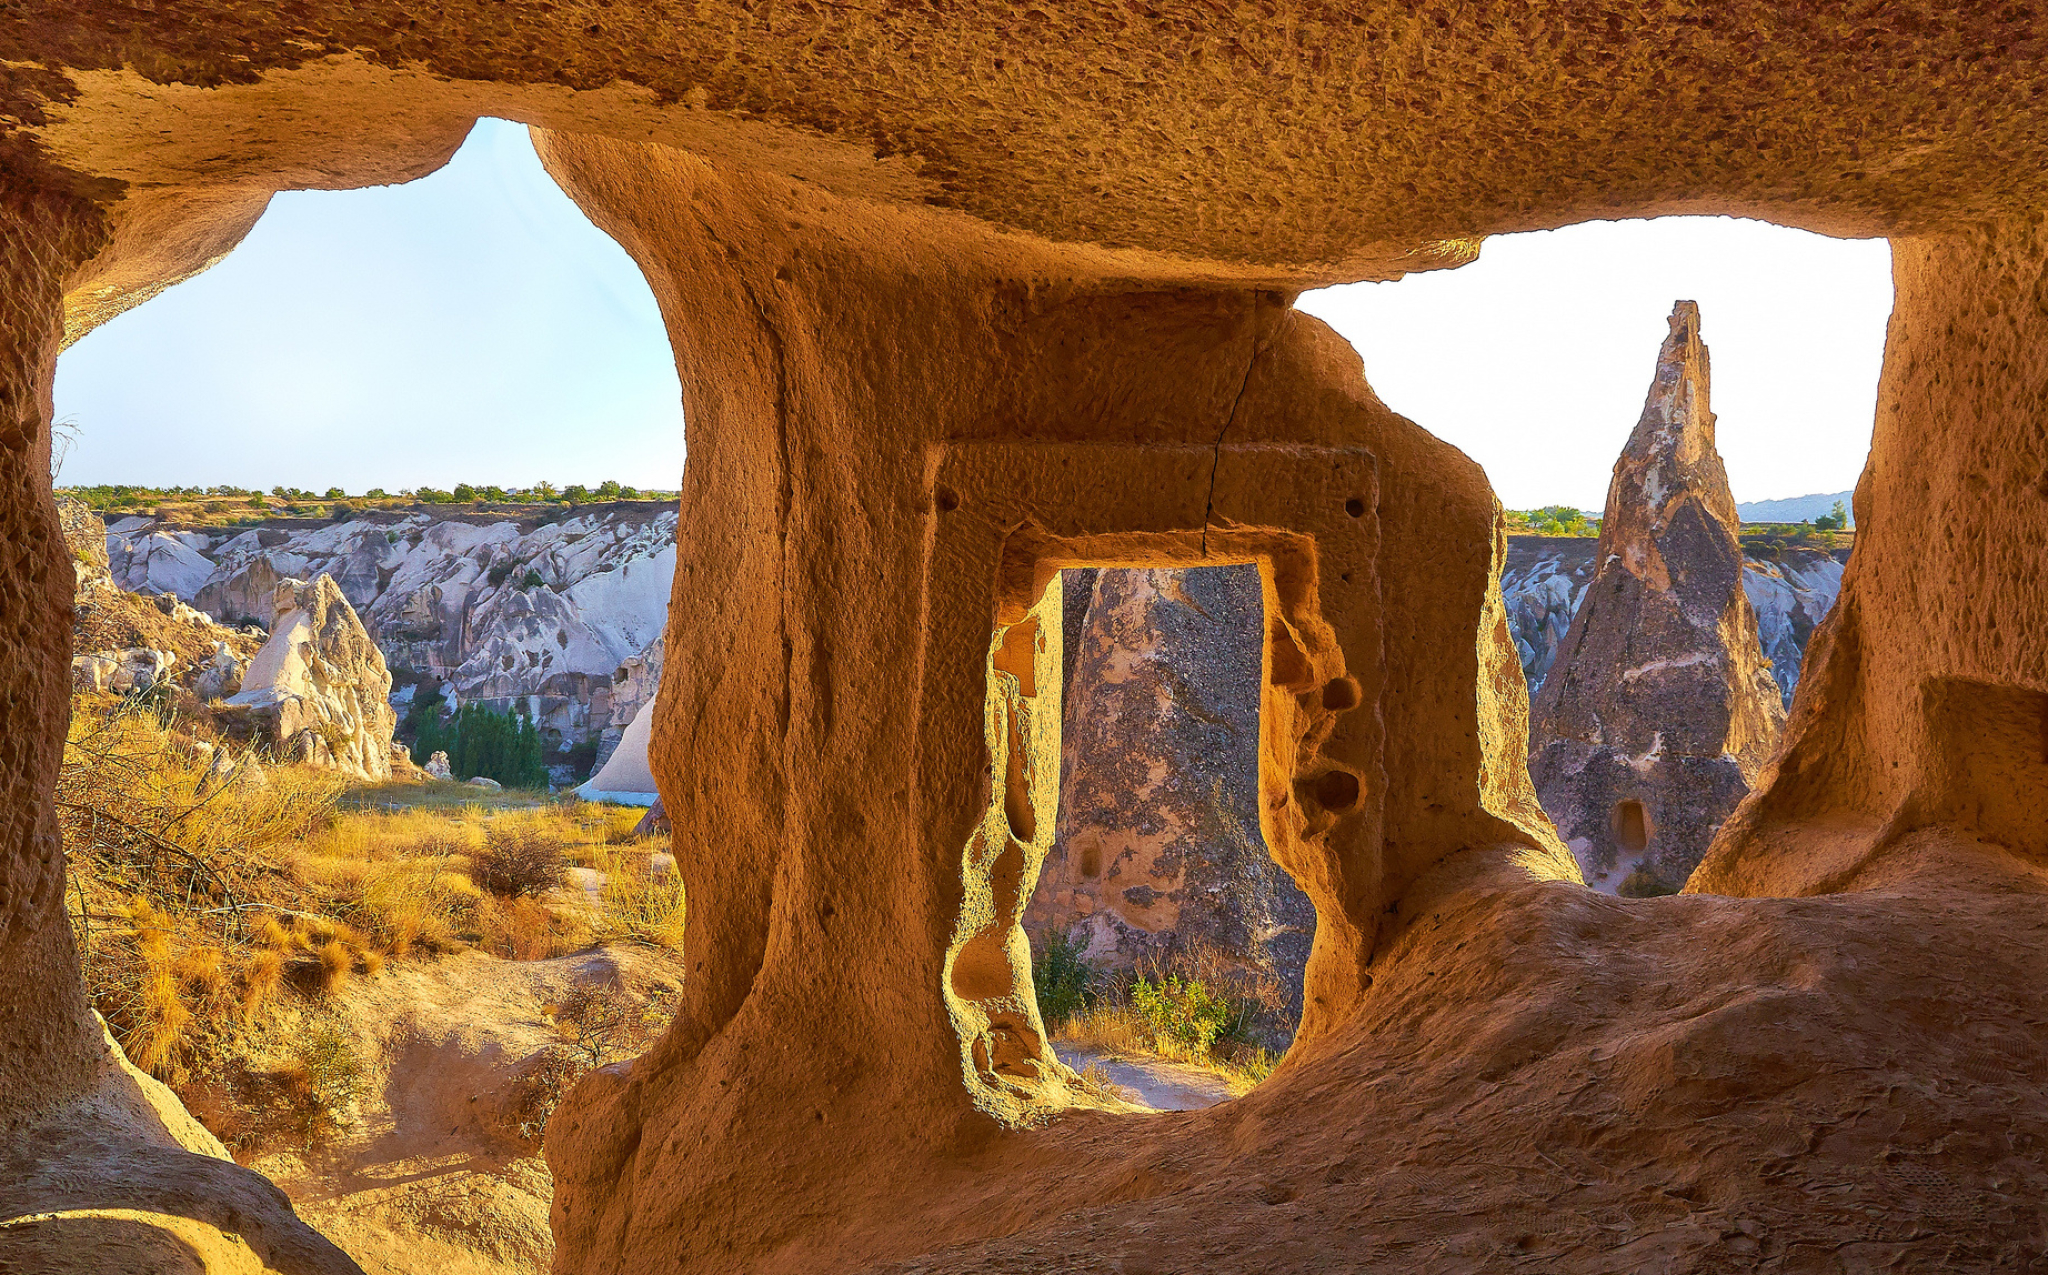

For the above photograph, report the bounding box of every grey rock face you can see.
[104,505,676,758]
[1504,538,1846,711]
[1024,565,1312,1042]
[1528,302,1788,894]
[219,575,397,780]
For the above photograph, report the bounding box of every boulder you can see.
[70,647,175,695]
[56,496,110,591]
[193,640,246,700]
[466,775,503,791]
[221,575,397,780]
[424,750,453,780]
[1529,302,1787,894]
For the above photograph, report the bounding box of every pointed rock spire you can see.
[1529,301,1786,893]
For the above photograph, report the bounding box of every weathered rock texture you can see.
[105,507,675,756]
[1530,304,1787,893]
[1023,565,1312,1033]
[10,9,2048,1273]
[1504,536,1846,708]
[221,575,398,780]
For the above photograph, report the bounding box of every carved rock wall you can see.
[10,7,2048,1271]
[533,137,1561,1273]
[1696,221,2048,898]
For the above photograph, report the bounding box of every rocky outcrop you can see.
[0,1016,363,1275]
[105,507,675,760]
[1529,303,1787,894]
[220,576,397,780]
[1504,536,1847,709]
[1023,566,1311,1036]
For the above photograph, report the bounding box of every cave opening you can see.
[1021,562,1314,1111]
[47,115,692,1202]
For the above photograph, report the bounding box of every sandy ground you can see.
[259,944,682,1275]
[1053,1045,1238,1111]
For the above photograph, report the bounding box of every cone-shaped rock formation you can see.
[1530,302,1786,893]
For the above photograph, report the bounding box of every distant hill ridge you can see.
[1737,490,1854,526]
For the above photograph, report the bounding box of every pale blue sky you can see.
[56,119,686,494]
[56,119,1893,510]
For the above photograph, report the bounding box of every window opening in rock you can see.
[1022,563,1314,1112]
[1301,218,1889,899]
[49,116,690,1197]
[1611,800,1650,855]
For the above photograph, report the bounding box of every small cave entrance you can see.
[1021,563,1315,1111]
[1611,799,1651,855]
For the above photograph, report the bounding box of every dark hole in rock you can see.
[1612,799,1650,854]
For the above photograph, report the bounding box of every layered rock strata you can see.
[1530,303,1787,893]
[1023,565,1312,1038]
[220,575,398,781]
[103,506,675,756]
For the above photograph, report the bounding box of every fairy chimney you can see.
[1529,302,1787,894]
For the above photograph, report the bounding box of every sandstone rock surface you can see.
[221,576,397,780]
[11,9,2048,1274]
[1530,303,1787,893]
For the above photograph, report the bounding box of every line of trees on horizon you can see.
[57,480,678,512]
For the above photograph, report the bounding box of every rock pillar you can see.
[1530,302,1785,893]
[0,187,108,1124]
[532,134,1568,1273]
[1696,222,2048,896]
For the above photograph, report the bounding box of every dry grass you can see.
[592,844,686,950]
[61,691,678,1155]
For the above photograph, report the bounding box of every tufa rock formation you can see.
[1504,535,1847,709]
[13,9,2048,1271]
[1024,565,1312,1036]
[220,575,398,781]
[1529,303,1787,893]
[105,506,675,756]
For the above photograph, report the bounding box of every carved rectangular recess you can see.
[918,440,1381,1124]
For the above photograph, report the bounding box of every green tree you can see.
[562,484,590,502]
[452,483,478,503]
[595,479,622,499]
[324,486,346,499]
[1813,499,1849,532]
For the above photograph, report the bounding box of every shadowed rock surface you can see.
[1024,565,1313,1040]
[1530,303,1786,894]
[1504,536,1846,709]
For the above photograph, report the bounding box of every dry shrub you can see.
[356,858,475,956]
[474,825,568,898]
[500,1048,586,1143]
[592,845,686,950]
[283,1023,365,1140]
[554,978,676,1067]
[472,893,590,960]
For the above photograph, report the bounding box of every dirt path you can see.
[1053,1045,1238,1111]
